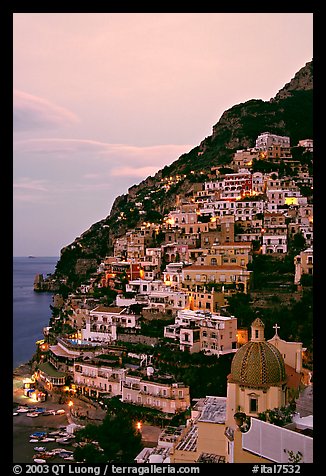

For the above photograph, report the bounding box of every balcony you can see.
[123,382,141,391]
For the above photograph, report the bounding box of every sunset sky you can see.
[13,12,313,256]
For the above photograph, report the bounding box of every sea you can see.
[13,256,59,369]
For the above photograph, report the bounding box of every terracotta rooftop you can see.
[92,306,125,314]
[212,242,252,247]
[184,265,246,271]
[285,364,302,390]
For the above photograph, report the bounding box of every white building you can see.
[73,360,126,399]
[121,373,190,414]
[252,172,265,194]
[116,278,189,316]
[163,262,185,290]
[255,132,290,150]
[164,309,238,356]
[261,233,287,254]
[82,306,141,343]
[199,200,264,221]
[294,247,313,284]
[298,139,313,152]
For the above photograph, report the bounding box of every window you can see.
[250,397,258,413]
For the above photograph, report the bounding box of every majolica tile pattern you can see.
[231,340,287,388]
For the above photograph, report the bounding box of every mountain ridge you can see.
[51,60,313,285]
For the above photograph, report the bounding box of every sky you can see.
[13,12,313,257]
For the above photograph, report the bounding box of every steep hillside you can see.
[52,60,313,285]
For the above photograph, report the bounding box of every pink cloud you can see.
[13,90,79,131]
[13,138,194,168]
[13,178,48,192]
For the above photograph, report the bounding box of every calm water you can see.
[13,256,59,369]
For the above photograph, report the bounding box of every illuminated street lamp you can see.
[136,421,142,432]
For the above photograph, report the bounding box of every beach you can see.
[13,363,161,463]
[13,362,98,464]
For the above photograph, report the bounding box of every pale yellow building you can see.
[188,287,226,312]
[170,396,227,463]
[198,242,252,268]
[182,264,252,293]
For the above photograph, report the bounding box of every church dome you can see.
[230,318,287,388]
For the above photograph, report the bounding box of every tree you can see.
[74,411,143,463]
[300,273,313,287]
[290,232,306,254]
[74,443,105,463]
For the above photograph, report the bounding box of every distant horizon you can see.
[13,255,60,258]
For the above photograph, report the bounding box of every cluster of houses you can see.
[34,132,313,463]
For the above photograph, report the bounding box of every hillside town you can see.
[27,132,313,464]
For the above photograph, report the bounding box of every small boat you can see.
[13,412,18,416]
[42,410,56,416]
[48,430,61,436]
[56,438,70,444]
[30,431,47,438]
[33,459,46,464]
[16,407,29,413]
[64,456,75,461]
[40,437,55,442]
[33,452,53,460]
[52,448,64,454]
[29,439,39,443]
[26,412,39,417]
[56,409,65,415]
[34,447,46,452]
[59,450,73,455]
[60,451,74,459]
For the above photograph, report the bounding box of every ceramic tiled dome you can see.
[230,319,287,388]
